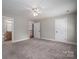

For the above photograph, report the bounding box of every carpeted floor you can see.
[2,39,77,59]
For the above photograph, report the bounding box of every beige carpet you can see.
[2,39,77,59]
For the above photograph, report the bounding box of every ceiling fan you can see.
[25,7,41,16]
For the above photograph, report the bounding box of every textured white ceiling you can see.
[2,0,77,19]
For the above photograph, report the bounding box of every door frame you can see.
[12,18,14,42]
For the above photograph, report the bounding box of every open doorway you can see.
[28,21,40,39]
[2,16,14,42]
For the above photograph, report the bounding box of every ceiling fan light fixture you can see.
[32,8,40,16]
[33,12,38,16]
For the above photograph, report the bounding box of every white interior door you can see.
[34,22,40,38]
[55,18,67,41]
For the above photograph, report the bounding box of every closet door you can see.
[55,18,67,41]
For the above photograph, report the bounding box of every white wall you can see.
[40,17,55,40]
[40,13,77,43]
[27,21,34,37]
[67,13,77,43]
[13,17,29,42]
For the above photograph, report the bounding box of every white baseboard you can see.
[12,37,30,43]
[12,37,76,45]
[41,37,76,45]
